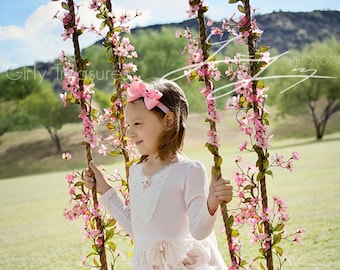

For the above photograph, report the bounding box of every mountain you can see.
[27,10,340,86]
[130,10,340,52]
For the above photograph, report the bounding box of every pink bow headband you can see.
[127,81,170,113]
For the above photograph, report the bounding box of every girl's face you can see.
[125,100,166,158]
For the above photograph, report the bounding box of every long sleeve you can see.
[184,161,218,240]
[99,187,133,236]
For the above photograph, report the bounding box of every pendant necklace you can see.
[142,174,151,189]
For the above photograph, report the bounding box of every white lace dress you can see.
[99,159,228,270]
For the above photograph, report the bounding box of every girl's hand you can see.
[83,161,111,195]
[208,167,233,215]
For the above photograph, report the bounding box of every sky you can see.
[0,0,339,72]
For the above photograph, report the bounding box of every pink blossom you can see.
[95,237,104,247]
[238,16,248,28]
[296,227,307,235]
[79,255,88,266]
[239,141,247,151]
[66,173,76,185]
[280,213,290,222]
[62,152,72,160]
[294,234,302,245]
[260,51,271,64]
[272,153,284,166]
[285,160,293,172]
[255,137,269,150]
[292,151,300,160]
[113,139,121,146]
[234,155,242,163]
[62,12,72,25]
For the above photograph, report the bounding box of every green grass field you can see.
[0,113,340,269]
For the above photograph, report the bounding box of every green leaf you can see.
[260,262,266,270]
[257,45,270,53]
[244,184,254,190]
[100,21,106,31]
[263,159,269,169]
[106,228,115,240]
[273,233,282,245]
[83,77,92,86]
[274,223,285,232]
[258,248,265,256]
[109,150,122,157]
[96,13,106,20]
[237,4,245,14]
[205,142,218,155]
[256,171,265,181]
[228,0,240,3]
[253,255,265,261]
[273,245,284,256]
[93,258,100,266]
[215,155,223,167]
[61,2,69,11]
[106,241,117,251]
[226,215,234,228]
[265,169,273,177]
[202,5,209,13]
[106,219,116,227]
[74,181,84,187]
[257,80,265,89]
[231,229,239,237]
[91,244,98,252]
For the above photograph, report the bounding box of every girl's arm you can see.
[185,161,233,240]
[84,161,133,236]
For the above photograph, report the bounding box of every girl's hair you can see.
[139,79,189,162]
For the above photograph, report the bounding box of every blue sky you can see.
[0,0,339,72]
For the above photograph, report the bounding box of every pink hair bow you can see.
[127,81,170,113]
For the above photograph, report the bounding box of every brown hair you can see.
[139,79,189,162]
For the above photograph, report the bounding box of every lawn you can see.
[1,130,339,269]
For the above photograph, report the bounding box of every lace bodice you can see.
[129,163,173,224]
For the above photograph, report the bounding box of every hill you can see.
[131,10,340,52]
[26,10,340,86]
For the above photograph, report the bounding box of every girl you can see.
[85,79,233,269]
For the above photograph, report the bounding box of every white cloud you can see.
[0,25,24,40]
[0,1,153,72]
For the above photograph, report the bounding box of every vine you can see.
[179,0,306,269]
[55,0,140,268]
[54,0,306,269]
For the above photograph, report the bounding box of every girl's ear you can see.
[163,112,176,130]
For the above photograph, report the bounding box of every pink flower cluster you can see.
[177,25,223,147]
[57,1,140,267]
[182,1,304,268]
[59,51,100,149]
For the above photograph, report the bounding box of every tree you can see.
[22,81,79,153]
[265,38,340,139]
[0,68,43,136]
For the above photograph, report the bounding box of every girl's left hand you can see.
[207,167,233,215]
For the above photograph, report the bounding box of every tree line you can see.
[0,28,339,152]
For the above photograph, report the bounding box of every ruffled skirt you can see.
[131,235,227,270]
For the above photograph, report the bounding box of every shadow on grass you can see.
[0,136,118,179]
[271,134,340,150]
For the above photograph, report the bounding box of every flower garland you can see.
[180,0,306,269]
[55,0,140,268]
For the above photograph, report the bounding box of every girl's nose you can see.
[126,127,135,139]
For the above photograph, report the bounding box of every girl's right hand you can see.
[83,161,111,195]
